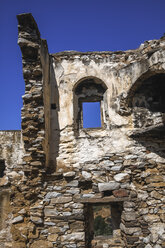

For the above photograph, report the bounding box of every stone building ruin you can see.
[0,13,165,248]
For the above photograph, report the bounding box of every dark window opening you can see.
[132,73,165,129]
[85,202,123,247]
[0,160,5,178]
[51,103,56,109]
[93,205,113,237]
[82,102,101,128]
[132,74,165,113]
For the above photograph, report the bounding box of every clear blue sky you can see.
[0,0,165,130]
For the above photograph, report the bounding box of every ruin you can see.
[0,12,165,248]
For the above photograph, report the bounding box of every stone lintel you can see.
[74,196,129,204]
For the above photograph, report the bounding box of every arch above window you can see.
[115,71,165,117]
[73,76,107,93]
[73,77,108,130]
[131,73,165,129]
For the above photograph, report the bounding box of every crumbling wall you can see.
[10,13,165,248]
[132,73,165,129]
[0,131,23,247]
[47,39,165,247]
[0,190,11,248]
[0,131,23,172]
[9,13,48,248]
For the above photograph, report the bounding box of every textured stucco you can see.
[0,13,165,248]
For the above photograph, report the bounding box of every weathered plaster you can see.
[0,13,165,248]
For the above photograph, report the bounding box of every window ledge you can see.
[78,128,108,138]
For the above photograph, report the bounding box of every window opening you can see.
[51,103,56,109]
[82,102,101,128]
[93,204,113,237]
[74,78,108,131]
[132,73,165,129]
[85,202,123,247]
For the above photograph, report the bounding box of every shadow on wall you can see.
[0,160,5,178]
[131,128,165,158]
[48,58,60,173]
[129,73,165,158]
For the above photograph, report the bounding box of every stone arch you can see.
[73,77,108,131]
[127,70,165,129]
[127,69,165,108]
[116,61,165,116]
[116,48,165,115]
[125,47,165,104]
[127,69,165,160]
[72,76,108,92]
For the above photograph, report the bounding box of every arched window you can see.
[131,73,165,129]
[73,77,108,130]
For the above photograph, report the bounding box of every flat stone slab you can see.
[51,197,72,204]
[98,181,120,192]
[75,195,128,203]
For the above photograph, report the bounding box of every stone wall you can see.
[2,13,165,248]
[0,190,11,248]
[9,13,48,248]
[0,131,23,173]
[0,130,24,247]
[44,39,165,247]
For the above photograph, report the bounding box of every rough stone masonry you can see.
[0,12,165,248]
